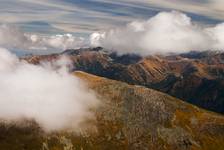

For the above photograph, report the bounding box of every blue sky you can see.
[1,0,224,36]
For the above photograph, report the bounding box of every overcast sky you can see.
[1,0,224,36]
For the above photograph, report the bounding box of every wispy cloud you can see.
[1,0,222,36]
[101,0,224,21]
[0,24,88,52]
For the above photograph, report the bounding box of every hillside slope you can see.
[0,71,223,150]
[75,71,224,150]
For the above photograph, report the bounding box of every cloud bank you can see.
[91,11,224,56]
[0,48,99,131]
[0,24,88,51]
[3,11,224,56]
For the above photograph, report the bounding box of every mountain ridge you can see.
[24,47,224,114]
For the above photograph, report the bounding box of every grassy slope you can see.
[0,71,223,150]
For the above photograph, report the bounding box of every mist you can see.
[0,48,99,132]
[0,24,88,51]
[90,11,224,56]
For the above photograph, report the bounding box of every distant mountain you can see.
[24,47,224,114]
[0,71,224,150]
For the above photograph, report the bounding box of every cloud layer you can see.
[3,11,224,56]
[91,11,224,56]
[1,0,224,36]
[0,24,88,51]
[0,48,99,131]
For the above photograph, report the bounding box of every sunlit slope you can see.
[75,71,224,150]
[0,71,223,150]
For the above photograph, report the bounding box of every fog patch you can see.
[0,24,88,51]
[0,48,99,132]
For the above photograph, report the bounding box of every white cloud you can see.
[29,33,88,50]
[206,23,224,49]
[0,24,88,51]
[0,25,30,50]
[0,48,99,132]
[90,11,224,56]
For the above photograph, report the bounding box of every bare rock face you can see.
[24,48,224,114]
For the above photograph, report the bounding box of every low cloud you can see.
[0,48,99,132]
[91,11,224,56]
[0,24,88,51]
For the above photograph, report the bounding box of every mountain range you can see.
[25,47,224,114]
